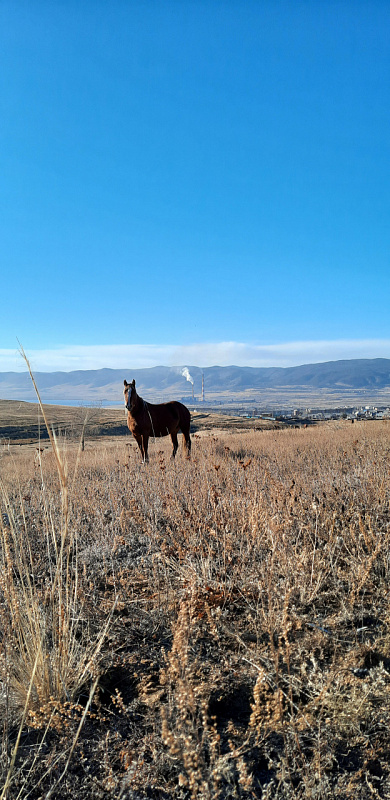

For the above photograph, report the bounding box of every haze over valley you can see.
[2,358,390,409]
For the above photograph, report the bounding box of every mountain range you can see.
[1,359,390,406]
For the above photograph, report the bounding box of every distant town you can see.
[256,405,390,423]
[186,400,390,424]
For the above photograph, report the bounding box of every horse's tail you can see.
[180,404,191,457]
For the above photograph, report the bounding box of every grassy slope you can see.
[0,400,281,445]
[1,421,390,798]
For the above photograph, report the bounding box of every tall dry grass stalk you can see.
[0,348,116,796]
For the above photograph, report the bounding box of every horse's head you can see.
[124,379,137,411]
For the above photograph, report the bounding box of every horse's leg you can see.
[133,434,145,461]
[170,431,179,459]
[142,434,149,463]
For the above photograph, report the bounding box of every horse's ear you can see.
[124,380,128,387]
[131,379,136,388]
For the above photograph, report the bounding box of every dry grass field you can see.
[0,399,129,445]
[1,414,390,798]
[0,400,280,447]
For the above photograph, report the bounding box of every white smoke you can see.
[181,367,194,385]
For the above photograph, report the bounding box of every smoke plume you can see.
[181,367,194,385]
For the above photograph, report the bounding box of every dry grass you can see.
[0,400,280,449]
[0,398,128,446]
[1,416,390,798]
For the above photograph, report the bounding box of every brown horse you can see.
[123,379,191,462]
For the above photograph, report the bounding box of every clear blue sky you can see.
[1,0,390,370]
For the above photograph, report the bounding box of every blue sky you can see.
[1,0,390,371]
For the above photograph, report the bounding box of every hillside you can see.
[2,422,390,797]
[0,400,282,446]
[1,359,390,405]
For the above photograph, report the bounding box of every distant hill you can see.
[1,359,390,405]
